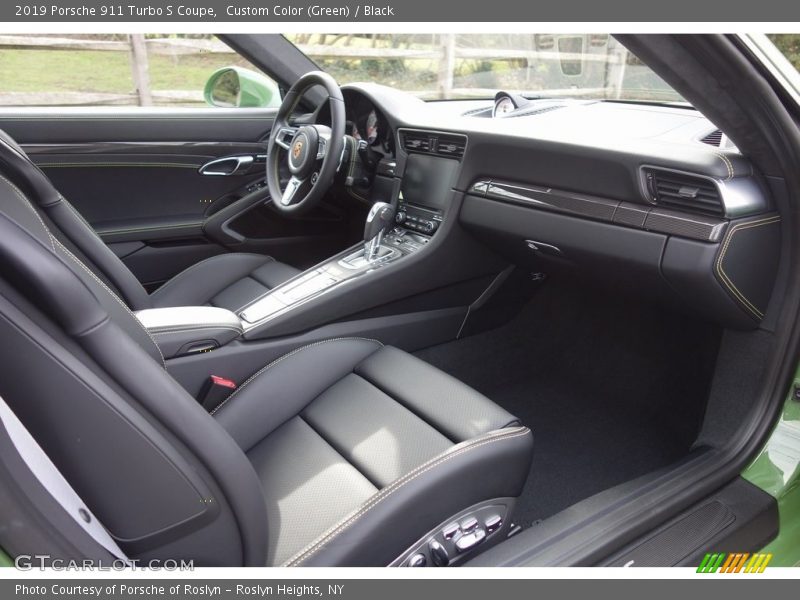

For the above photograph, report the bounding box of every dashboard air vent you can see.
[435,134,467,158]
[644,169,724,217]
[401,130,432,153]
[700,130,723,147]
[400,130,467,159]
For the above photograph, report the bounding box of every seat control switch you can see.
[485,514,503,533]
[442,522,460,540]
[460,516,478,533]
[429,540,449,567]
[455,528,487,553]
[407,553,427,567]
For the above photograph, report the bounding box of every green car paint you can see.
[742,370,800,566]
[0,548,13,567]
[203,66,281,108]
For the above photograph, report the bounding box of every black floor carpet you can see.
[415,276,721,527]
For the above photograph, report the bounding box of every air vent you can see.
[400,130,467,159]
[435,134,467,158]
[644,169,724,217]
[700,130,723,147]
[400,130,432,153]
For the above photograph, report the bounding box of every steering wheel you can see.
[266,71,346,216]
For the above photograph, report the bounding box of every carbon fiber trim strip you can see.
[471,179,729,243]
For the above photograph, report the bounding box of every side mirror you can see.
[204,67,280,108]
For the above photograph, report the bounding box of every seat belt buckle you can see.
[199,375,237,412]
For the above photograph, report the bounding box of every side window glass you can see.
[0,34,280,108]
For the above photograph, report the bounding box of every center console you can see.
[234,144,461,334]
[237,221,433,329]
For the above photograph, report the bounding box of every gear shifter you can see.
[363,202,395,262]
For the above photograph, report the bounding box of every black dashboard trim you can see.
[470,179,728,243]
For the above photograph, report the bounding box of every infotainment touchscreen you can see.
[400,154,460,210]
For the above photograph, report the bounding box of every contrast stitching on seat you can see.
[0,173,55,251]
[210,337,384,416]
[284,426,531,566]
[714,215,781,319]
[149,253,273,301]
[52,237,167,369]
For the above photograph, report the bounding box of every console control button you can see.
[485,515,503,533]
[407,553,427,567]
[455,528,487,553]
[429,540,450,567]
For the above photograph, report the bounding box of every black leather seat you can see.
[0,170,534,566]
[0,129,300,312]
[213,338,531,566]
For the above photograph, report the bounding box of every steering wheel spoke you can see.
[280,175,307,206]
[275,127,298,150]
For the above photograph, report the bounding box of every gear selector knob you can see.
[364,202,395,261]
[364,202,395,243]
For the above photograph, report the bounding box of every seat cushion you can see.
[212,338,533,566]
[149,253,300,312]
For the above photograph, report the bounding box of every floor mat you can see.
[414,275,721,527]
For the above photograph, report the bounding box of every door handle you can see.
[199,155,254,176]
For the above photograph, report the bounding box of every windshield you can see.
[285,34,685,103]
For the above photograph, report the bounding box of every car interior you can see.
[0,33,796,567]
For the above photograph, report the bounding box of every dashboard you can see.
[317,83,781,331]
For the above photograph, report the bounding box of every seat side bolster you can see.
[285,426,534,567]
[45,199,152,311]
[213,338,383,451]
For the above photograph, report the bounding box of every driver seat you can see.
[0,129,301,312]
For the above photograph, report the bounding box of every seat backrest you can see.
[0,130,152,310]
[0,172,268,566]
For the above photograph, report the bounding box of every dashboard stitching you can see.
[712,151,734,180]
[714,215,781,319]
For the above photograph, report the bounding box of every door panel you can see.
[27,145,266,226]
[0,108,276,143]
[0,109,349,289]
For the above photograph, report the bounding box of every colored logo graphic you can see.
[697,553,772,573]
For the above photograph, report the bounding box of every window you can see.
[0,34,280,108]
[285,33,684,103]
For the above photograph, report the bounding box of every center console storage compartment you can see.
[135,306,243,359]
